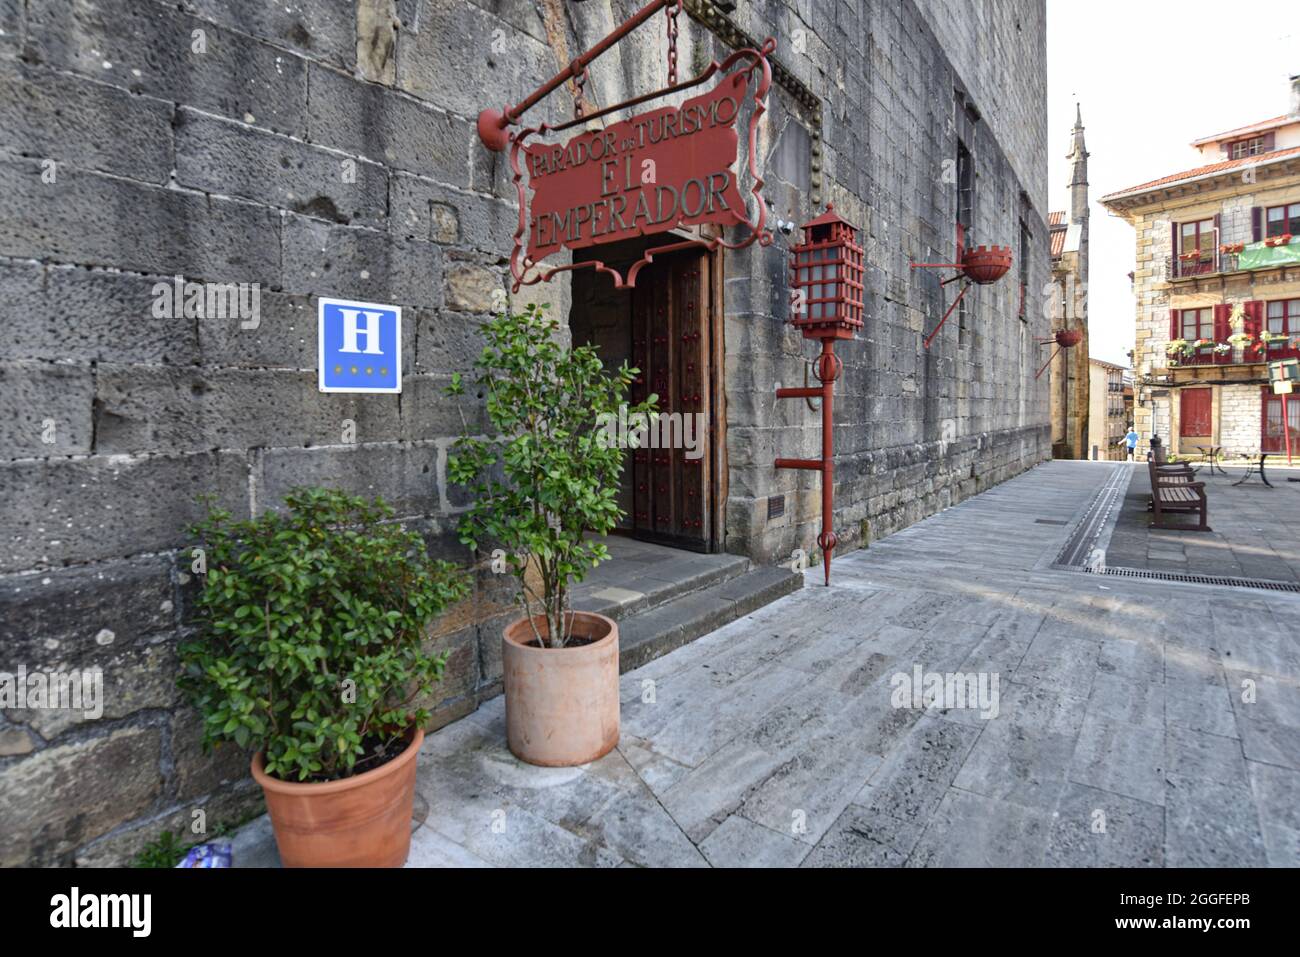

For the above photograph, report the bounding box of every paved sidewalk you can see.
[1106,461,1300,583]
[313,461,1300,866]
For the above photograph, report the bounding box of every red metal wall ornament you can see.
[775,206,865,586]
[910,242,1014,349]
[1035,328,1083,380]
[474,0,774,291]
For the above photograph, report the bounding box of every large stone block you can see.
[0,451,249,572]
[401,375,488,440]
[178,0,354,69]
[393,0,555,122]
[0,159,282,283]
[170,708,252,801]
[0,262,202,365]
[0,64,172,183]
[444,262,503,314]
[26,0,307,136]
[196,289,316,369]
[93,366,404,454]
[413,307,491,374]
[73,780,264,868]
[0,360,94,456]
[388,172,517,251]
[305,63,474,184]
[257,442,441,518]
[0,726,163,867]
[174,108,388,227]
[281,213,441,308]
[0,555,173,653]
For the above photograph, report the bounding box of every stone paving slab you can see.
[232,461,1300,867]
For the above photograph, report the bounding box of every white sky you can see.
[1046,0,1298,366]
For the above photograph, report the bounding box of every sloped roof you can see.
[1190,114,1293,147]
[1100,146,1300,203]
[1049,211,1067,259]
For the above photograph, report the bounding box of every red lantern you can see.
[789,205,864,341]
[775,205,863,587]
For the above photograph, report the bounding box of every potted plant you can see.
[446,303,656,767]
[178,488,468,867]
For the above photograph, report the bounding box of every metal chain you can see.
[572,66,588,119]
[666,0,680,87]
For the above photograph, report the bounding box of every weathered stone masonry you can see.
[0,0,1049,865]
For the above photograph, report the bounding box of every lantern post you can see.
[775,205,864,586]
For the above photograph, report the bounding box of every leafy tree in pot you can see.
[446,303,657,648]
[178,488,469,782]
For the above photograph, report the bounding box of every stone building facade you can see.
[1047,108,1090,459]
[0,0,1049,865]
[1087,357,1128,461]
[1102,77,1300,460]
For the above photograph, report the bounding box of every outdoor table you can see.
[1233,453,1273,488]
[1195,445,1226,476]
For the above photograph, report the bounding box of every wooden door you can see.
[1179,388,1212,438]
[628,250,711,550]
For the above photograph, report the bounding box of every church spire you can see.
[1068,104,1089,226]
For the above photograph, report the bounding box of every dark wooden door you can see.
[1180,388,1212,437]
[628,250,712,550]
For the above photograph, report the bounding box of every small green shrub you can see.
[446,303,655,647]
[179,488,469,782]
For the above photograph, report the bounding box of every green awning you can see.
[1239,238,1300,270]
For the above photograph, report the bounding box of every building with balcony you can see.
[1087,358,1130,460]
[1047,107,1091,459]
[1102,75,1300,458]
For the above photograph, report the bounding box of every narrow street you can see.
[305,461,1298,868]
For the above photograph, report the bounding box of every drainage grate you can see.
[1086,565,1300,593]
[1035,519,1068,526]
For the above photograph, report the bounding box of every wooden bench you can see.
[1147,459,1210,531]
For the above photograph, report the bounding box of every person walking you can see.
[1119,426,1139,461]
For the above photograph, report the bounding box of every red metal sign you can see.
[506,43,774,290]
[523,75,748,266]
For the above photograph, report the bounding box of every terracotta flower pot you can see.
[250,727,423,868]
[502,612,619,767]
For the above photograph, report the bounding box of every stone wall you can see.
[1220,383,1263,457]
[0,0,1048,865]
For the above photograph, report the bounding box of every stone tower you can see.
[1067,104,1090,285]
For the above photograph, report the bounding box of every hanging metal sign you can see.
[475,0,773,290]
[521,74,750,269]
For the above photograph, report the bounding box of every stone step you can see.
[617,563,804,673]
[569,549,752,623]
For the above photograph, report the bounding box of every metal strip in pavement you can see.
[1051,462,1300,594]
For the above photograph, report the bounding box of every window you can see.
[1266,299,1300,334]
[1230,137,1266,159]
[1266,203,1300,238]
[1179,219,1216,259]
[1180,307,1213,340]
[1018,218,1030,320]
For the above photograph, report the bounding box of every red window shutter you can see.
[1171,220,1179,255]
[1170,309,1180,340]
[1252,207,1263,242]
[1244,300,1264,338]
[1213,304,1232,341]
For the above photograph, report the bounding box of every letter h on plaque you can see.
[318,297,402,394]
